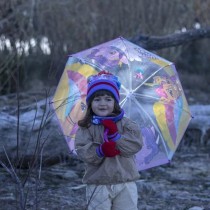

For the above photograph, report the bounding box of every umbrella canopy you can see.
[51,37,192,171]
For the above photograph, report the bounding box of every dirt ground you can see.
[1,143,209,210]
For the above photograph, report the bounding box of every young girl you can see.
[75,71,143,210]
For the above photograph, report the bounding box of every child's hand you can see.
[102,119,121,141]
[96,141,120,157]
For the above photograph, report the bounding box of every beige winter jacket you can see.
[75,117,143,185]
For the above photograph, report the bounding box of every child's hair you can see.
[78,90,121,128]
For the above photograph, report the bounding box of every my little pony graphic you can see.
[87,46,128,70]
[59,70,87,153]
[149,75,183,151]
[52,61,97,154]
[153,76,182,103]
[141,126,159,164]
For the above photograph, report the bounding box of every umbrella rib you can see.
[51,89,86,105]
[133,92,192,119]
[121,38,134,117]
[135,93,191,117]
[53,95,79,105]
[53,96,79,109]
[52,94,86,115]
[119,97,127,107]
[72,57,99,69]
[133,93,160,100]
[121,38,132,91]
[133,63,174,93]
[120,85,129,94]
[72,56,114,71]
[51,90,81,103]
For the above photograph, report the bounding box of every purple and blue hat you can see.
[86,71,121,103]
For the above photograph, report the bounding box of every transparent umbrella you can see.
[51,37,192,171]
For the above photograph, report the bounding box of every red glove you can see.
[102,119,121,141]
[96,141,120,157]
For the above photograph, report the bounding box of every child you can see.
[75,71,143,210]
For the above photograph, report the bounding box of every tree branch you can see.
[0,2,29,35]
[130,27,210,50]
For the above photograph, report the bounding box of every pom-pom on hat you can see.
[86,70,121,103]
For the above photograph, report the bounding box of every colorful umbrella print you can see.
[51,37,192,171]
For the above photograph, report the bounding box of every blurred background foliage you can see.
[0,0,210,94]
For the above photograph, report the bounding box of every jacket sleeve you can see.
[116,118,143,157]
[75,127,104,165]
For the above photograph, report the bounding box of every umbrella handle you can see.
[103,129,109,142]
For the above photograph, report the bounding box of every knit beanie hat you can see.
[86,70,121,103]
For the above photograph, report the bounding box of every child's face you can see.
[91,94,115,117]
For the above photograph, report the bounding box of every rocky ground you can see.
[0,87,210,210]
[1,144,209,210]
